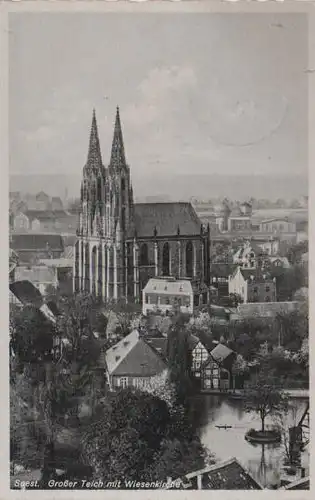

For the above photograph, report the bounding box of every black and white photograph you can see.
[6,2,310,491]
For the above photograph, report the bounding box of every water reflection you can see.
[192,395,309,488]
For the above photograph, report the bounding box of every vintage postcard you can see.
[1,0,312,496]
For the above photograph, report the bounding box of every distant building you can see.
[190,336,209,378]
[142,277,194,316]
[233,241,269,269]
[103,329,167,390]
[228,266,276,304]
[259,217,296,233]
[10,233,64,264]
[14,265,58,296]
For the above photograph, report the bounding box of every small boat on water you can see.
[215,425,232,430]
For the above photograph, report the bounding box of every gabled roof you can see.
[133,202,202,238]
[11,233,64,251]
[105,330,167,377]
[210,343,234,363]
[183,458,263,490]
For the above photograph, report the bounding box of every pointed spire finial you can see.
[84,109,103,175]
[110,106,126,168]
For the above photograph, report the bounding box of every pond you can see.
[191,395,310,488]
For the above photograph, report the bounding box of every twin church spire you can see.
[84,106,126,176]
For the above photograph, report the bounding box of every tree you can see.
[244,371,288,432]
[231,354,248,390]
[166,315,194,404]
[81,389,211,484]
[109,299,142,338]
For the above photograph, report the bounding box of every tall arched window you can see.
[97,177,102,201]
[121,207,126,233]
[140,243,149,266]
[162,242,170,276]
[75,241,80,291]
[85,243,90,291]
[186,241,193,277]
[91,246,97,295]
[121,178,126,196]
[98,245,103,295]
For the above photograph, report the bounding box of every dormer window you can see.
[115,355,121,362]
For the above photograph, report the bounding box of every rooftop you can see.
[11,233,64,251]
[182,458,263,490]
[15,265,58,284]
[133,202,202,238]
[210,343,234,363]
[104,330,167,377]
[143,277,193,295]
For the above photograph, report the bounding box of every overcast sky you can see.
[9,13,308,178]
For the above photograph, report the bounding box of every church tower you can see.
[74,107,135,302]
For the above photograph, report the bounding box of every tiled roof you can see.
[11,233,64,251]
[133,202,202,238]
[184,458,263,490]
[143,277,193,295]
[105,330,140,373]
[210,343,234,363]
[15,265,58,284]
[105,330,167,377]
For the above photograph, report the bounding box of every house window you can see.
[265,296,270,302]
[266,286,270,292]
[253,287,258,293]
[162,242,170,276]
[145,294,149,304]
[119,377,128,388]
[186,241,193,277]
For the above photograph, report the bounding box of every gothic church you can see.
[74,107,210,304]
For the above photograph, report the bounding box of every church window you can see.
[91,246,97,295]
[121,178,126,199]
[84,243,90,292]
[122,207,126,233]
[162,242,170,276]
[186,241,193,277]
[98,246,103,292]
[97,177,102,201]
[74,241,80,292]
[140,243,149,266]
